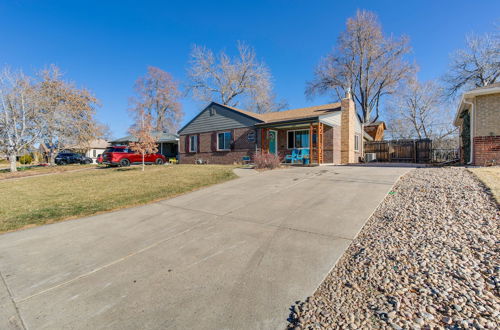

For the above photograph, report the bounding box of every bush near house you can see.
[19,154,33,165]
[254,153,281,169]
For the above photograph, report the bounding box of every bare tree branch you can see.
[443,31,500,96]
[306,10,414,124]
[130,66,183,133]
[186,41,286,113]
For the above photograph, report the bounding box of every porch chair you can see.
[297,148,310,164]
[285,149,299,163]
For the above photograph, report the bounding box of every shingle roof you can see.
[111,132,179,144]
[219,102,342,124]
[469,82,500,91]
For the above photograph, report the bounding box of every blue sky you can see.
[0,0,498,138]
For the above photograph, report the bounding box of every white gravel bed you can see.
[288,167,499,329]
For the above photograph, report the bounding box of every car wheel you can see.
[155,158,164,165]
[84,160,91,164]
[120,159,130,167]
[59,160,66,165]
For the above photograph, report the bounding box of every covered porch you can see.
[257,119,329,165]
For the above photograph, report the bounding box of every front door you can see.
[269,130,277,155]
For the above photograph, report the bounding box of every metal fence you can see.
[431,149,460,163]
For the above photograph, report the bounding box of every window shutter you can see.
[185,136,189,153]
[211,132,217,151]
[230,129,235,150]
[197,134,200,153]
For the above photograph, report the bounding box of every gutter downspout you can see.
[463,99,474,164]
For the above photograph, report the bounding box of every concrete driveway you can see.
[0,165,410,330]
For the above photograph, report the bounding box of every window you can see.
[209,107,216,116]
[93,150,96,157]
[354,135,360,151]
[189,135,198,152]
[287,130,310,149]
[217,132,232,150]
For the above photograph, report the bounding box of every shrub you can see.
[19,154,33,165]
[253,152,281,169]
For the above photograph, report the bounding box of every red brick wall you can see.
[473,136,500,165]
[179,127,258,164]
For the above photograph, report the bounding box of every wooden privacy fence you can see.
[364,139,432,163]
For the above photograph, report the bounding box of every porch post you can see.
[309,123,314,163]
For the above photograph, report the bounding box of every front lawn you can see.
[0,165,236,233]
[0,164,99,180]
[469,166,500,204]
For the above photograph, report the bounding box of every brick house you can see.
[454,83,500,166]
[178,93,364,165]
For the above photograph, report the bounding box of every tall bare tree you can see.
[0,69,42,172]
[443,31,500,96]
[130,66,183,132]
[386,79,457,146]
[129,109,158,171]
[37,65,101,165]
[187,42,285,113]
[307,10,414,123]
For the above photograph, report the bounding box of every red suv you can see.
[102,146,166,167]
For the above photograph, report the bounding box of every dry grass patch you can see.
[469,166,500,204]
[0,164,97,180]
[0,164,236,233]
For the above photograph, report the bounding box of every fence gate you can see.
[364,139,432,163]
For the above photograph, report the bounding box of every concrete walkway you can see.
[0,165,410,330]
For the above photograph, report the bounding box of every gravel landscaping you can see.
[288,167,499,329]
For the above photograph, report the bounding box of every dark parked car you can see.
[55,153,93,165]
[102,146,166,166]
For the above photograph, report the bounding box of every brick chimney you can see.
[341,89,355,164]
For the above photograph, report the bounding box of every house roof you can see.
[110,132,179,144]
[220,102,342,125]
[453,83,500,126]
[39,139,109,152]
[364,121,387,129]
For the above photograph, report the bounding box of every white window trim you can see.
[286,129,310,149]
[354,134,360,152]
[217,131,231,151]
[189,135,198,153]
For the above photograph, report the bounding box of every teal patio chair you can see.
[285,149,299,163]
[297,149,310,164]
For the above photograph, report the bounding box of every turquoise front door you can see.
[269,130,277,155]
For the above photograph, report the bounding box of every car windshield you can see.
[104,147,126,153]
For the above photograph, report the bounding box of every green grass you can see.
[0,165,236,233]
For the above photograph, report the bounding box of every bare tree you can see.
[187,42,285,113]
[307,10,414,123]
[129,110,158,171]
[0,68,42,172]
[37,65,100,165]
[386,79,457,146]
[443,32,500,96]
[130,66,183,132]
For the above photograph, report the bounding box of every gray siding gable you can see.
[178,103,262,135]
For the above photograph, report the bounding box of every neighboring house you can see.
[453,83,500,166]
[178,92,363,165]
[39,139,109,163]
[363,121,386,141]
[77,139,109,163]
[110,131,179,158]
